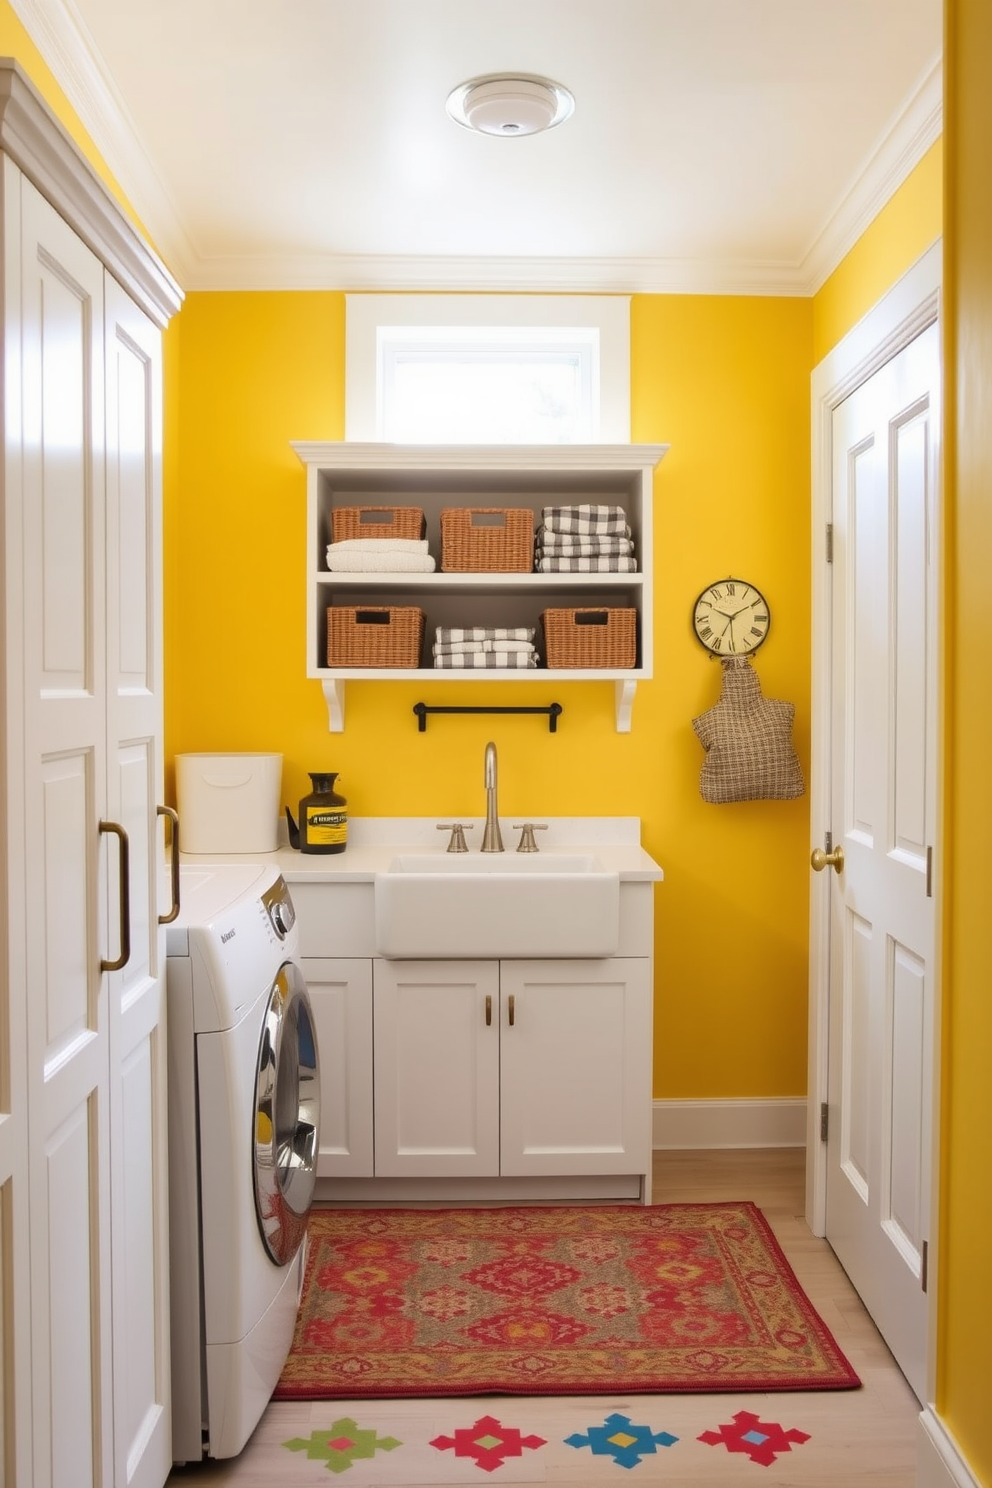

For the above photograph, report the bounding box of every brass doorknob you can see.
[811,845,845,874]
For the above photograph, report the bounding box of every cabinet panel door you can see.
[499,959,652,1178]
[19,175,112,1488]
[304,958,374,1178]
[373,960,499,1177]
[104,278,170,1488]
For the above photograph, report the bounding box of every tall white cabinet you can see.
[0,64,182,1488]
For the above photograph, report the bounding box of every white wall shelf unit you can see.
[292,442,668,732]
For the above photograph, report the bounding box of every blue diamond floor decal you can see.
[565,1411,679,1469]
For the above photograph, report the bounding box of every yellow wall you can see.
[170,291,813,1099]
[813,139,942,362]
[940,2,992,1478]
[166,147,940,1108]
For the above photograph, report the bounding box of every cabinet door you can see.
[499,959,652,1178]
[19,175,114,1488]
[303,958,374,1178]
[373,960,499,1177]
[104,276,171,1488]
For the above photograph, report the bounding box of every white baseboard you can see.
[653,1098,807,1150]
[917,1409,982,1488]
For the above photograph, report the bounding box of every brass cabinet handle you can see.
[100,820,131,971]
[508,993,515,1027]
[485,994,492,1026]
[811,845,845,874]
[158,805,181,923]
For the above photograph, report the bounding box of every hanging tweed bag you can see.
[692,656,805,804]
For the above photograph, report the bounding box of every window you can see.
[345,295,630,443]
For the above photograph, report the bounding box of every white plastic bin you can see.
[175,753,282,854]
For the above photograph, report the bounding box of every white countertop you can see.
[179,816,664,884]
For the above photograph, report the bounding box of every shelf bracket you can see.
[322,679,345,732]
[414,703,563,733]
[615,680,637,733]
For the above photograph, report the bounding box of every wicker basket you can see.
[440,507,534,572]
[327,606,425,667]
[541,607,637,669]
[331,506,425,542]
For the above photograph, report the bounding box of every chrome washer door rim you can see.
[253,960,320,1265]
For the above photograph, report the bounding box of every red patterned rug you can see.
[273,1202,860,1399]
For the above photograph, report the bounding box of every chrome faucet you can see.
[481,741,504,852]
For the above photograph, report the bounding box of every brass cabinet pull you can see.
[158,805,181,923]
[99,820,131,971]
[508,993,515,1027]
[485,994,492,1026]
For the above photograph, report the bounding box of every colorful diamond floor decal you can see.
[283,1418,401,1474]
[430,1413,547,1473]
[698,1409,811,1466]
[565,1412,679,1470]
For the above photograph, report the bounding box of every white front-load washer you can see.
[167,861,319,1463]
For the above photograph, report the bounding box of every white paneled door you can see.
[822,321,939,1403]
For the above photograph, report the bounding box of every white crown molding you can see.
[801,55,943,294]
[0,58,181,323]
[6,0,198,284]
[7,0,941,299]
[178,250,813,296]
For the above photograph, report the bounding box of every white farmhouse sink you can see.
[374,852,620,958]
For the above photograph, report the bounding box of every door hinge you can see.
[826,523,834,564]
[820,1101,829,1142]
[921,1239,929,1293]
[926,845,933,898]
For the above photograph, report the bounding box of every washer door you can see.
[253,960,320,1265]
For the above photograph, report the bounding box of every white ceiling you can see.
[11,0,942,295]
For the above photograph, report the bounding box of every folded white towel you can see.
[328,538,430,554]
[325,550,436,573]
[435,626,536,643]
[434,651,538,669]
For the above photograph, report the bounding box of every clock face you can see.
[692,578,770,656]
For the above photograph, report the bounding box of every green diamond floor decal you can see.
[283,1417,402,1474]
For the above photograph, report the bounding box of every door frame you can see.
[806,241,943,1375]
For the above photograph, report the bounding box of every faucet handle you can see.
[437,822,473,853]
[512,823,548,853]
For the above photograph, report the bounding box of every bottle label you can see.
[304,806,347,846]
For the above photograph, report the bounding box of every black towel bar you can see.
[413,703,563,733]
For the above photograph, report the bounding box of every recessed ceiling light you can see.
[445,73,575,137]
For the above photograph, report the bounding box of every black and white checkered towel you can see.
[541,504,631,536]
[435,626,536,644]
[434,651,538,669]
[535,533,635,556]
[536,555,638,573]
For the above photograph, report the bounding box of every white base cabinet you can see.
[374,958,652,1182]
[290,863,656,1204]
[303,957,374,1178]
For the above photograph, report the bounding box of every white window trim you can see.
[345,294,630,442]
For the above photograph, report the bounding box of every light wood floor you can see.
[167,1149,921,1486]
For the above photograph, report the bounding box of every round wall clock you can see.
[692,577,770,656]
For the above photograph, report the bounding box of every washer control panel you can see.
[260,874,296,939]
